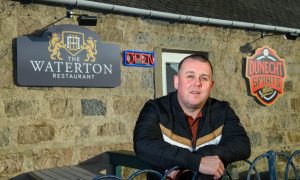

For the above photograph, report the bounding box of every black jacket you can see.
[134,92,251,175]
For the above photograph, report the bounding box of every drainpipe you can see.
[33,0,300,34]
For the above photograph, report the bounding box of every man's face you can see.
[174,58,214,112]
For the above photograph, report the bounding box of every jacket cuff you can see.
[186,153,201,172]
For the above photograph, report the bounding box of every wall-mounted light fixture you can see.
[67,10,97,26]
[77,14,97,26]
[260,32,268,39]
[284,32,298,40]
[260,32,299,41]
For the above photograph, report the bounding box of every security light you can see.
[284,32,298,40]
[77,15,97,26]
[67,10,97,26]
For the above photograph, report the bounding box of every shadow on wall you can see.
[241,56,265,106]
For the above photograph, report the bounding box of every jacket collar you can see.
[172,91,210,116]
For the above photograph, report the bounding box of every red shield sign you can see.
[246,46,286,106]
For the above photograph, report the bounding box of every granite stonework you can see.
[0,1,299,179]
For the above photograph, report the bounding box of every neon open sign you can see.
[123,50,155,67]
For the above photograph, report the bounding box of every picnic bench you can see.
[27,150,149,180]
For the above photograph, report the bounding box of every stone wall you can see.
[0,1,299,179]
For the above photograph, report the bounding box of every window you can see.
[162,52,191,95]
[162,51,208,95]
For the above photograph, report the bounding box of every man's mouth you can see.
[190,91,200,94]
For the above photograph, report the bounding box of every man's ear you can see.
[210,80,215,88]
[174,75,179,90]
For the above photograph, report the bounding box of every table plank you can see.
[28,165,100,180]
[70,166,98,177]
[30,169,71,180]
[29,170,54,180]
[48,168,80,179]
[60,166,96,179]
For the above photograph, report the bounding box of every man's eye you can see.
[187,75,194,78]
[200,77,209,81]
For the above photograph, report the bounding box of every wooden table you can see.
[28,165,101,180]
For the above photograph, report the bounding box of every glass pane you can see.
[166,63,179,94]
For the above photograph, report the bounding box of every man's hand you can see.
[199,156,224,179]
[166,169,179,180]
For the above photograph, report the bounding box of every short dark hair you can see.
[178,54,213,75]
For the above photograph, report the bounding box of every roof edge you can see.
[33,0,300,34]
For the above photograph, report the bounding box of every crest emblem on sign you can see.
[246,46,286,106]
[48,31,97,62]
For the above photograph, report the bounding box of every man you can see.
[134,54,251,179]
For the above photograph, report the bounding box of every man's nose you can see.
[193,78,202,86]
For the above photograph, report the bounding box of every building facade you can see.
[0,1,300,179]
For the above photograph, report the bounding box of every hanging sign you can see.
[16,24,121,87]
[246,46,286,106]
[123,50,155,67]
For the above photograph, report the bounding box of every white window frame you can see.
[162,52,192,96]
